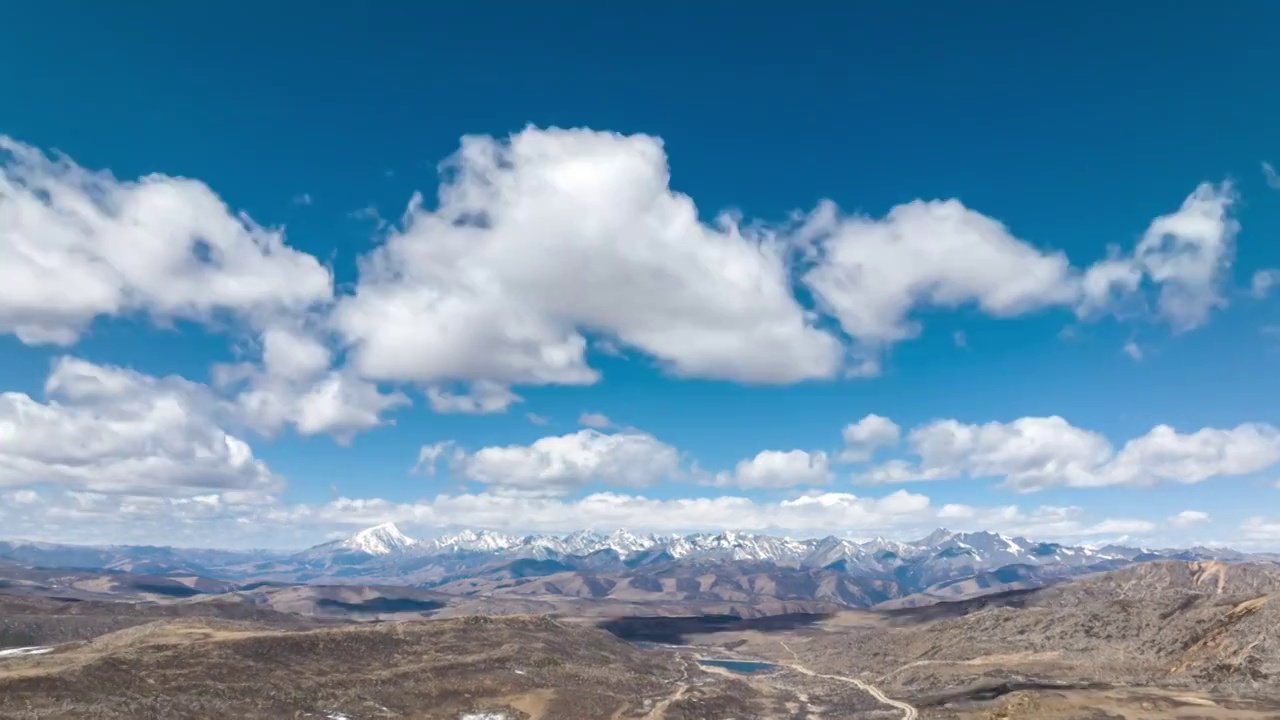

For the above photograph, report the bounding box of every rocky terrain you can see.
[2,558,1278,718]
[0,613,900,720]
[671,560,1280,719]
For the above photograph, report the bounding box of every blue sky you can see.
[1,2,1278,549]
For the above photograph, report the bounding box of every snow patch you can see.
[0,646,52,658]
[341,522,417,555]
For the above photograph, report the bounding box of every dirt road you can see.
[780,641,919,720]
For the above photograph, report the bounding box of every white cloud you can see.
[526,412,550,426]
[863,417,1112,490]
[1169,510,1210,528]
[333,127,842,389]
[213,327,408,441]
[0,136,332,345]
[415,429,681,497]
[1077,255,1144,319]
[0,357,283,496]
[1099,423,1280,487]
[1263,162,1280,190]
[1242,516,1280,544]
[839,414,902,462]
[1122,340,1143,361]
[425,381,521,415]
[712,449,832,489]
[1251,269,1280,299]
[1132,182,1238,331]
[578,411,611,428]
[800,198,1077,355]
[0,483,1169,548]
[288,373,407,439]
[414,443,452,477]
[261,326,332,379]
[797,183,1234,365]
[1,133,1241,404]
[861,416,1280,492]
[1086,518,1159,536]
[1077,183,1239,332]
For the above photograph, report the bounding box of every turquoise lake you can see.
[697,658,778,674]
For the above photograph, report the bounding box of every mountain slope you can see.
[872,560,1280,688]
[3,526,1269,611]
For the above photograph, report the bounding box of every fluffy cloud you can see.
[1077,256,1144,318]
[416,429,681,497]
[1169,510,1211,528]
[712,449,832,489]
[0,138,407,441]
[0,357,283,495]
[1078,183,1239,332]
[333,127,842,388]
[0,136,332,345]
[425,381,521,415]
[3,132,1245,406]
[1264,162,1280,190]
[861,415,1280,492]
[801,199,1078,357]
[384,490,931,534]
[839,414,901,462]
[1099,424,1280,487]
[213,327,408,441]
[1131,183,1238,331]
[864,416,1113,489]
[0,485,1170,548]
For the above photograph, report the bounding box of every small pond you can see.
[697,658,778,674]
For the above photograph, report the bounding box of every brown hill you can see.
[0,614,893,719]
[722,560,1280,712]
[436,564,900,609]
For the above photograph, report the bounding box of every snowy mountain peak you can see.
[864,535,914,556]
[341,522,417,556]
[285,525,1254,580]
[603,529,654,554]
[430,529,520,552]
[918,528,956,546]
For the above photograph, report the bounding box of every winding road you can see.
[780,642,919,720]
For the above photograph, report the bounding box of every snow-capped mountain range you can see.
[296,522,1229,573]
[264,523,1276,604]
[1,525,1270,610]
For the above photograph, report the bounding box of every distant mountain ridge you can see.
[298,523,1224,569]
[2,526,1274,611]
[264,524,1277,601]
